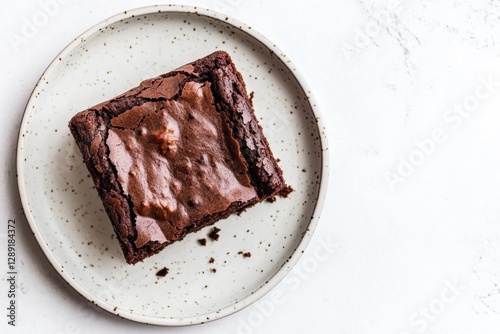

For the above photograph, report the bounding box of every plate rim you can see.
[16,4,330,326]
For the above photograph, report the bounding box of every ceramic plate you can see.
[17,5,329,326]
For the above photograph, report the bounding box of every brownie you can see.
[68,51,287,264]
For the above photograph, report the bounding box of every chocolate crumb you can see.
[266,196,277,203]
[249,91,255,102]
[210,268,217,273]
[238,251,251,258]
[209,257,215,263]
[198,238,207,246]
[278,185,294,198]
[208,227,221,241]
[156,267,169,277]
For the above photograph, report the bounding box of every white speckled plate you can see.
[17,5,329,326]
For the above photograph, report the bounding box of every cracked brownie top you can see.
[106,79,257,248]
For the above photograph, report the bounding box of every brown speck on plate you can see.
[198,238,207,246]
[209,257,215,263]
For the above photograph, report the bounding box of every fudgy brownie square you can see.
[69,51,286,264]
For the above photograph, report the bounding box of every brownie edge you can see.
[69,51,287,264]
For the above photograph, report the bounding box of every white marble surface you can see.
[2,0,500,333]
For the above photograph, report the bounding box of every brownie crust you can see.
[69,51,286,264]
